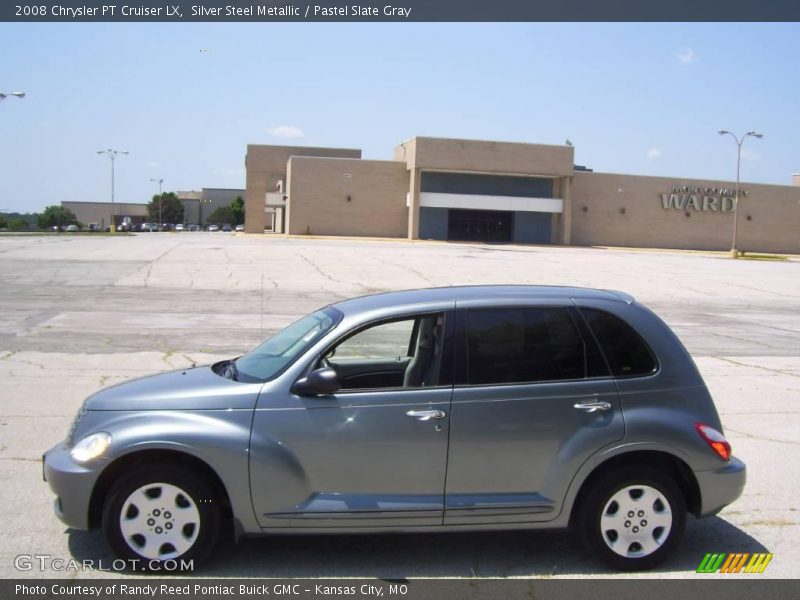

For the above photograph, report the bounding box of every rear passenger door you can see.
[444,301,624,524]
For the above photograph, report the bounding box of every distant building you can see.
[178,188,244,225]
[244,137,800,254]
[61,188,245,229]
[61,201,147,229]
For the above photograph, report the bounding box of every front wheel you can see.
[102,464,221,570]
[577,467,686,571]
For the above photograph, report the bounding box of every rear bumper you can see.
[43,442,105,531]
[694,456,747,517]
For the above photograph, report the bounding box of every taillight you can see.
[695,423,732,461]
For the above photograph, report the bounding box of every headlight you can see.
[70,432,111,463]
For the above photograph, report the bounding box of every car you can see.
[221,223,232,232]
[235,224,244,232]
[65,224,79,232]
[43,286,745,571]
[140,223,158,232]
[88,223,100,232]
[207,224,219,232]
[186,224,200,232]
[175,224,185,232]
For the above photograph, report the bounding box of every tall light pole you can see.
[97,149,129,233]
[0,91,26,103]
[149,178,164,230]
[718,130,763,258]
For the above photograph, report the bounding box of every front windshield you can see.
[234,307,342,382]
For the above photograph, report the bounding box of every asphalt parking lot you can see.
[1,233,798,579]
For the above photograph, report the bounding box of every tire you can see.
[577,466,686,571]
[102,464,221,571]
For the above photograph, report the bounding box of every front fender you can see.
[87,409,260,534]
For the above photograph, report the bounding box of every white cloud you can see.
[740,148,760,161]
[266,125,305,139]
[673,47,697,64]
[646,147,662,160]
[145,161,161,168]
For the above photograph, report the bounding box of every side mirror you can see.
[293,367,341,396]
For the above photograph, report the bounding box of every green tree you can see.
[231,196,245,225]
[37,205,79,230]
[147,192,184,224]
[8,218,27,231]
[207,206,235,224]
[0,215,7,229]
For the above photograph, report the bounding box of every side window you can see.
[327,314,445,390]
[466,307,585,385]
[580,308,657,377]
[333,319,416,359]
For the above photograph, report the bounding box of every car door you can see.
[250,310,454,529]
[444,301,624,525]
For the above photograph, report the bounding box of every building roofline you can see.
[61,201,146,206]
[576,169,800,191]
[246,143,362,153]
[287,155,402,165]
[396,135,572,151]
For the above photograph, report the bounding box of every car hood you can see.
[84,365,263,411]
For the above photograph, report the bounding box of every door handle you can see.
[573,400,612,413]
[405,409,447,421]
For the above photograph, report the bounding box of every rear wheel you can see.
[577,467,686,571]
[102,464,221,570]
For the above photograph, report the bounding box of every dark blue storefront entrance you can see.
[419,207,552,244]
[417,172,555,244]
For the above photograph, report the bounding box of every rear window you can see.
[580,308,657,377]
[466,307,585,385]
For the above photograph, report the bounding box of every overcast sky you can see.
[1,22,798,213]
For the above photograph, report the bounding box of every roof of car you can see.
[331,285,633,314]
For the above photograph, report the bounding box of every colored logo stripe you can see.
[697,552,773,574]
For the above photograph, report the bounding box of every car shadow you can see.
[66,515,768,578]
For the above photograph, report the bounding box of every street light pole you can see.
[718,130,763,259]
[0,92,26,103]
[97,149,129,233]
[150,178,164,230]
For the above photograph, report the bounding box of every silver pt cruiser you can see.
[43,286,746,571]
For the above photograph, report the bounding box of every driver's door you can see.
[249,310,454,529]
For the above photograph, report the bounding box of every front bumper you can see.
[42,442,106,531]
[694,456,747,517]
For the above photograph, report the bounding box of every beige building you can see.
[245,137,800,254]
[61,201,148,229]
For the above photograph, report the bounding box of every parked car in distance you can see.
[221,223,232,232]
[175,224,185,232]
[235,224,244,232]
[88,223,100,232]
[65,224,79,232]
[186,224,200,232]
[140,223,158,232]
[207,224,220,232]
[43,286,745,571]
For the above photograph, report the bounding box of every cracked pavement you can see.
[0,233,798,578]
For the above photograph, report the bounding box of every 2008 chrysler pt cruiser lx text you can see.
[43,286,746,571]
